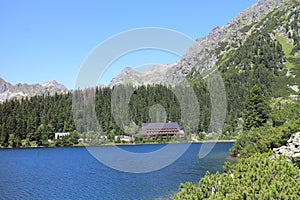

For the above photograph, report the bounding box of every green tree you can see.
[198,132,206,140]
[243,85,269,130]
[35,124,52,146]
[8,134,16,148]
[69,130,80,144]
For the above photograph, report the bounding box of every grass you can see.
[276,35,293,56]
[240,25,252,33]
[276,34,298,69]
[239,18,248,25]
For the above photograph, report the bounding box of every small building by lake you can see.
[55,132,70,140]
[115,135,134,143]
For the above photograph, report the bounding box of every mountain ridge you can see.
[0,78,68,102]
[109,0,290,87]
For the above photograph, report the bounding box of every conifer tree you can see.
[243,85,269,130]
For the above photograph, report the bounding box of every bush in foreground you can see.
[173,152,300,199]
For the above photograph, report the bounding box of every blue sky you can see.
[0,0,257,89]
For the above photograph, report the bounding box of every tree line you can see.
[0,81,212,147]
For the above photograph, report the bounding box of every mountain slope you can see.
[109,0,290,87]
[0,78,68,102]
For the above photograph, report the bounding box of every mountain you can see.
[41,80,67,91]
[0,78,68,102]
[109,63,178,86]
[109,0,298,88]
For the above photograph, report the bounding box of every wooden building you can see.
[138,122,184,140]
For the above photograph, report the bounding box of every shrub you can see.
[173,153,300,200]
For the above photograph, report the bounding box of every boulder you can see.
[273,132,300,167]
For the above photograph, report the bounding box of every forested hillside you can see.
[0,81,211,147]
[0,93,75,147]
[214,0,300,132]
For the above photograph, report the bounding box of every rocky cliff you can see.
[0,78,67,102]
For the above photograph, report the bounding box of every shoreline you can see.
[201,139,235,143]
[0,140,236,149]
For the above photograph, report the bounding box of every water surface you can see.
[0,142,233,200]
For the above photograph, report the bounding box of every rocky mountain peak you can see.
[0,78,68,102]
[42,80,67,90]
[0,77,11,93]
[122,67,134,73]
[121,67,139,77]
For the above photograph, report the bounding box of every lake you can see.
[0,142,233,200]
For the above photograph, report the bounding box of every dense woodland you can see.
[0,82,211,147]
[0,93,77,147]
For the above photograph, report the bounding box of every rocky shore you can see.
[273,132,300,166]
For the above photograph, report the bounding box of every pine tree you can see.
[243,85,269,130]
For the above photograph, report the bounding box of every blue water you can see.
[0,142,233,200]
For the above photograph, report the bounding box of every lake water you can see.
[0,142,233,200]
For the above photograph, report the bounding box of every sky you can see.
[0,0,257,89]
